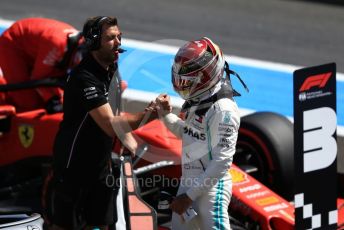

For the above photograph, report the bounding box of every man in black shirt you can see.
[45,16,156,230]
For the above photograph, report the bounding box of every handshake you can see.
[145,93,173,118]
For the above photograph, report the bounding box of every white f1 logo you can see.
[303,107,337,173]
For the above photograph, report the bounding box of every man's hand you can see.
[140,100,158,124]
[155,93,172,117]
[145,100,158,113]
[170,193,193,215]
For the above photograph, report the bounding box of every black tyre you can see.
[234,112,294,200]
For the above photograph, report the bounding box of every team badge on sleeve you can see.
[83,86,98,100]
[223,112,231,124]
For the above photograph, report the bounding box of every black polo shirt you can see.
[52,54,115,184]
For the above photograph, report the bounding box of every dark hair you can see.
[82,16,118,51]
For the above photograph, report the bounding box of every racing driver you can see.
[156,37,247,230]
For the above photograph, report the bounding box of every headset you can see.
[84,16,109,51]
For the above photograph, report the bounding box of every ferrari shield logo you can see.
[229,167,248,185]
[18,124,34,148]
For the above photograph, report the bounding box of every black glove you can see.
[45,95,63,114]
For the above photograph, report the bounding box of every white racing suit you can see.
[161,87,240,230]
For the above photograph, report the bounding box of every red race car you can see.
[0,79,343,229]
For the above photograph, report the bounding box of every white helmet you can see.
[172,37,225,100]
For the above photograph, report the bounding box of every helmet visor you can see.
[172,73,199,99]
